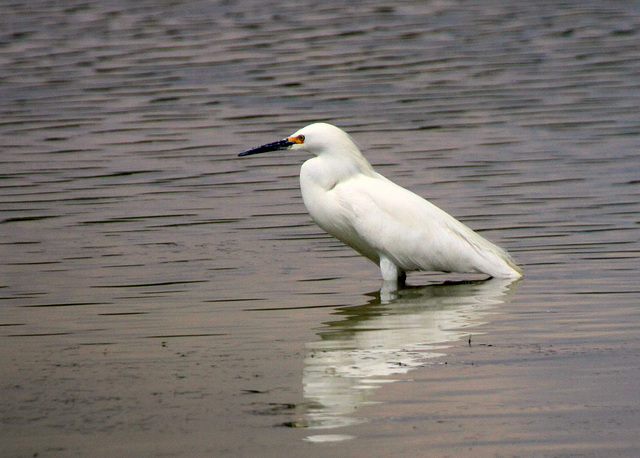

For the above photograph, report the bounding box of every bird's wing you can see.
[332,174,517,276]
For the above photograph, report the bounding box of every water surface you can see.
[1,0,640,456]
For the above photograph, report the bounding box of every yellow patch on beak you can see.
[288,135,305,144]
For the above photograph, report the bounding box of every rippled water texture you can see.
[1,0,640,456]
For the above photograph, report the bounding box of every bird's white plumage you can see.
[242,122,521,290]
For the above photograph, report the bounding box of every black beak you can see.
[238,138,295,157]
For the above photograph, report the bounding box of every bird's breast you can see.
[300,161,341,230]
[299,160,381,263]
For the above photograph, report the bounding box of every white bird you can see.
[239,123,522,291]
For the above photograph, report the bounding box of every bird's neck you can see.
[302,152,376,192]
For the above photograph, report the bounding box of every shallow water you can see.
[1,0,640,456]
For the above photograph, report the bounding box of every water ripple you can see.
[1,0,639,456]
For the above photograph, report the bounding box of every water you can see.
[1,0,639,456]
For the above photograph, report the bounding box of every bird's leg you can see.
[379,255,403,293]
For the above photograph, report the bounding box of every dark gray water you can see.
[1,0,640,456]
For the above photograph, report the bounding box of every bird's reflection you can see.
[297,278,518,441]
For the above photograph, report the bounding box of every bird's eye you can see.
[296,135,305,144]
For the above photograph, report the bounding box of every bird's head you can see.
[239,123,360,158]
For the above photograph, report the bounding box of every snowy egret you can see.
[239,123,521,291]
